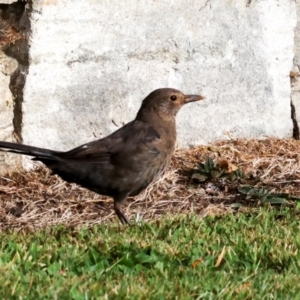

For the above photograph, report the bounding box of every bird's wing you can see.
[59,120,161,164]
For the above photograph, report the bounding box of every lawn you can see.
[1,210,300,299]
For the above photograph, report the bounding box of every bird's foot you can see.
[114,205,130,225]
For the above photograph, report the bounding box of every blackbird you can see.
[0,88,204,224]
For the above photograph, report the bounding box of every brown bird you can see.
[0,88,204,224]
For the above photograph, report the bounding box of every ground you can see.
[1,139,300,298]
[1,138,300,229]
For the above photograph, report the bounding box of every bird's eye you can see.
[170,95,177,101]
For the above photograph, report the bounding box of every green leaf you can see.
[204,156,215,172]
[191,173,207,182]
[47,261,61,275]
[211,170,222,179]
[238,186,253,195]
[263,197,288,204]
[135,252,157,264]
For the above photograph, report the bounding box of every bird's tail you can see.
[0,141,62,161]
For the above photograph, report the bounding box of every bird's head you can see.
[136,88,205,120]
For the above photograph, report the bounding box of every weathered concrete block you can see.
[0,0,31,173]
[20,0,296,153]
[0,0,15,4]
[291,0,300,138]
[0,51,20,172]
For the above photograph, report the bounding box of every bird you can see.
[0,88,205,224]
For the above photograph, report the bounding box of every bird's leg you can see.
[114,195,130,225]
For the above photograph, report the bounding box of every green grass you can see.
[1,208,300,299]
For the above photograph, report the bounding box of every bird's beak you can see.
[184,94,205,103]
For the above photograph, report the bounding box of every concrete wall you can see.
[0,0,298,173]
[292,0,300,138]
[0,52,20,170]
[0,0,28,171]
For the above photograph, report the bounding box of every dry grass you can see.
[1,138,300,229]
[0,19,24,48]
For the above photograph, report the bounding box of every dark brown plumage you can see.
[0,88,204,224]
